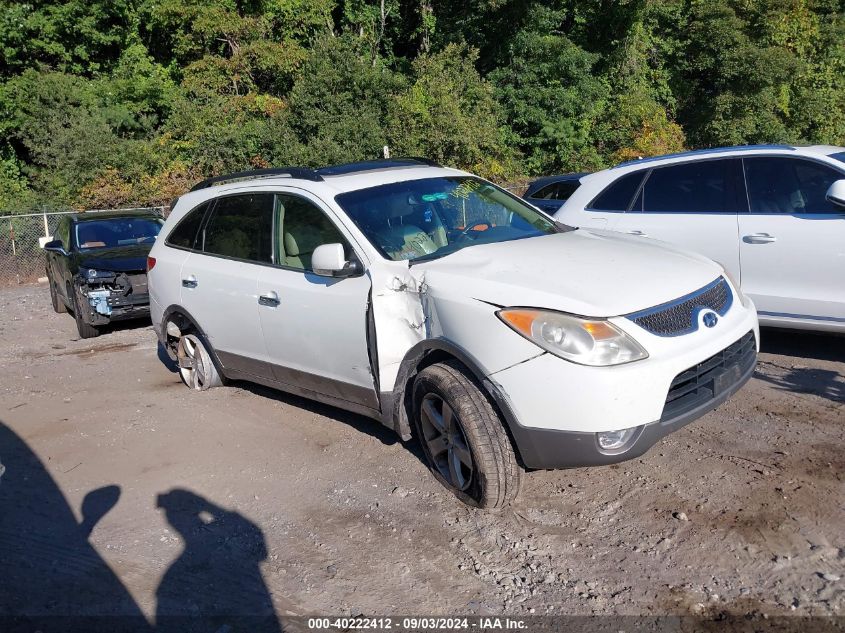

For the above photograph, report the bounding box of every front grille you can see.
[626,277,732,336]
[660,331,756,422]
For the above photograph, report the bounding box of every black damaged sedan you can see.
[44,210,164,338]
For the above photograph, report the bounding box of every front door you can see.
[257,191,378,409]
[738,156,845,324]
[178,193,274,378]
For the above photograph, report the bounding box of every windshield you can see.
[335,177,560,263]
[75,217,163,250]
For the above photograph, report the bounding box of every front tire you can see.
[68,283,100,339]
[412,361,522,509]
[49,275,67,313]
[177,334,222,391]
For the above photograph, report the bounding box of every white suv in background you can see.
[148,159,759,508]
[556,144,845,333]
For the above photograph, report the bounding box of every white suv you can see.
[556,144,845,333]
[148,159,759,508]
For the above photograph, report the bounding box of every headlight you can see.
[497,308,648,366]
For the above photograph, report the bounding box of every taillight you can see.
[147,256,156,272]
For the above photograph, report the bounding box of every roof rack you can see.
[613,144,795,169]
[316,157,441,177]
[189,157,442,192]
[190,167,323,192]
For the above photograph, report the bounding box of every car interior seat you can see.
[375,196,439,259]
[280,200,345,270]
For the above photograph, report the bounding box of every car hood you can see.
[414,229,724,317]
[75,244,152,273]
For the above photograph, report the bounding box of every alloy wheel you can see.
[177,334,210,390]
[419,393,474,491]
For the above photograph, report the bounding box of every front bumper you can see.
[75,273,150,325]
[505,335,756,469]
[488,299,759,470]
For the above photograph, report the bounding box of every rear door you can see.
[256,191,378,409]
[738,156,845,323]
[178,193,274,378]
[611,159,743,277]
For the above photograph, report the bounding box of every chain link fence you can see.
[0,208,164,286]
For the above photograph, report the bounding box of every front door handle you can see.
[181,275,198,288]
[628,230,648,237]
[258,291,280,307]
[743,233,777,244]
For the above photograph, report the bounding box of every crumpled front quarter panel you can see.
[369,261,545,391]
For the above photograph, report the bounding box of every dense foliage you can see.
[1,0,844,211]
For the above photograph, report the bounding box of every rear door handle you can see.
[628,230,648,237]
[258,291,280,307]
[181,275,198,288]
[743,233,777,244]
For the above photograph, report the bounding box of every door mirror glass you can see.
[825,179,845,208]
[311,243,361,277]
[43,239,65,253]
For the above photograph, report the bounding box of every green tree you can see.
[0,0,135,77]
[491,5,609,174]
[287,35,405,165]
[387,44,515,178]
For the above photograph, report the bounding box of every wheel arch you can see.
[159,304,226,376]
[388,339,526,466]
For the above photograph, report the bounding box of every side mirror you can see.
[43,239,66,254]
[825,179,845,208]
[311,243,362,278]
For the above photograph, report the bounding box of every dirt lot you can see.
[0,283,843,623]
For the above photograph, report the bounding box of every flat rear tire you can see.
[177,334,222,391]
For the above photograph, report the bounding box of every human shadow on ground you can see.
[0,421,284,633]
[155,488,282,633]
[0,421,150,633]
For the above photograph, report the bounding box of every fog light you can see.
[596,426,640,453]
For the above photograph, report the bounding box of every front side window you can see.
[75,217,163,250]
[744,157,844,214]
[202,194,274,263]
[335,177,559,263]
[277,194,349,271]
[745,157,844,214]
[639,160,734,213]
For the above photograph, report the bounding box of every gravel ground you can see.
[0,282,842,623]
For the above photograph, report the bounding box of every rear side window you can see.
[531,181,580,201]
[202,194,274,263]
[166,202,208,249]
[744,157,843,214]
[639,160,734,213]
[588,171,645,211]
